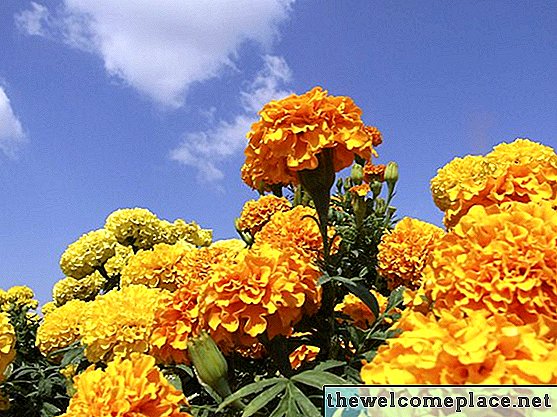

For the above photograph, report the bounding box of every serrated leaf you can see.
[290,383,320,417]
[217,378,284,412]
[291,370,347,390]
[330,276,380,319]
[242,380,287,417]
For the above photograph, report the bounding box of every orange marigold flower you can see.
[36,300,88,358]
[418,201,557,334]
[254,205,336,262]
[377,218,445,291]
[431,138,557,228]
[199,244,321,352]
[80,285,171,363]
[60,353,191,417]
[335,290,391,329]
[361,309,557,384]
[349,183,370,197]
[0,312,16,383]
[237,195,292,236]
[242,86,381,188]
[289,344,320,370]
[363,163,386,183]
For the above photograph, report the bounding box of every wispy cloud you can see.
[170,55,292,182]
[15,1,294,107]
[0,87,27,158]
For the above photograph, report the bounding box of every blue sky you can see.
[1,1,556,304]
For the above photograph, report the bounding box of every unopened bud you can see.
[350,164,364,185]
[385,162,399,185]
[370,181,382,198]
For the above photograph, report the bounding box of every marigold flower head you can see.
[52,272,106,306]
[377,218,445,291]
[431,139,557,228]
[335,290,391,329]
[164,219,213,247]
[237,195,292,236]
[0,312,16,383]
[363,163,386,183]
[199,244,322,352]
[254,205,335,262]
[41,301,57,316]
[289,344,320,370]
[60,353,191,417]
[36,299,88,358]
[0,285,38,313]
[418,201,557,332]
[80,285,171,363]
[361,309,557,384]
[242,86,381,188]
[349,183,370,197]
[60,229,117,279]
[104,244,134,279]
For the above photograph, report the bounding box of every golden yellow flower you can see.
[60,229,117,279]
[0,312,16,383]
[164,219,213,247]
[254,205,335,262]
[289,344,320,370]
[242,86,381,188]
[335,290,390,329]
[52,272,106,306]
[150,283,201,365]
[361,309,557,384]
[60,353,191,417]
[348,183,370,197]
[40,301,57,316]
[80,285,171,363]
[36,299,88,358]
[0,285,39,312]
[237,195,292,236]
[103,243,134,278]
[377,217,445,291]
[431,139,557,228]
[418,201,557,333]
[199,244,321,352]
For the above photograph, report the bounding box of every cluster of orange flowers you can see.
[236,194,292,236]
[242,86,382,189]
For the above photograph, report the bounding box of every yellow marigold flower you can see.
[121,242,195,291]
[105,207,163,249]
[242,86,381,188]
[150,284,201,365]
[289,344,320,370]
[199,244,322,352]
[60,229,117,279]
[80,285,171,363]
[335,290,391,329]
[0,285,38,312]
[361,309,557,384]
[103,243,134,278]
[36,300,87,358]
[237,195,292,236]
[431,139,557,228]
[41,301,57,316]
[377,218,445,291]
[52,271,106,306]
[254,205,335,262]
[419,201,557,332]
[165,219,213,247]
[59,363,77,381]
[60,353,191,417]
[0,312,16,383]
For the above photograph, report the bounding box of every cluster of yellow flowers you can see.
[52,272,106,306]
[363,138,557,384]
[242,86,381,189]
[377,217,445,290]
[431,139,557,228]
[0,312,16,383]
[362,309,557,384]
[0,286,38,312]
[236,194,292,236]
[60,353,191,417]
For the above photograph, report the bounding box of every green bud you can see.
[370,181,382,198]
[385,162,399,185]
[350,164,364,185]
[188,332,231,399]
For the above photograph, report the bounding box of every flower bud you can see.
[350,164,364,185]
[385,162,399,185]
[370,181,383,198]
[188,332,231,399]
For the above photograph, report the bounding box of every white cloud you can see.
[0,87,27,158]
[170,55,292,182]
[16,1,294,107]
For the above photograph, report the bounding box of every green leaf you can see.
[242,380,287,417]
[217,378,284,412]
[330,276,380,319]
[291,370,347,390]
[290,383,320,417]
[164,372,183,392]
[386,286,405,312]
[313,360,345,372]
[59,344,85,368]
[40,402,61,417]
